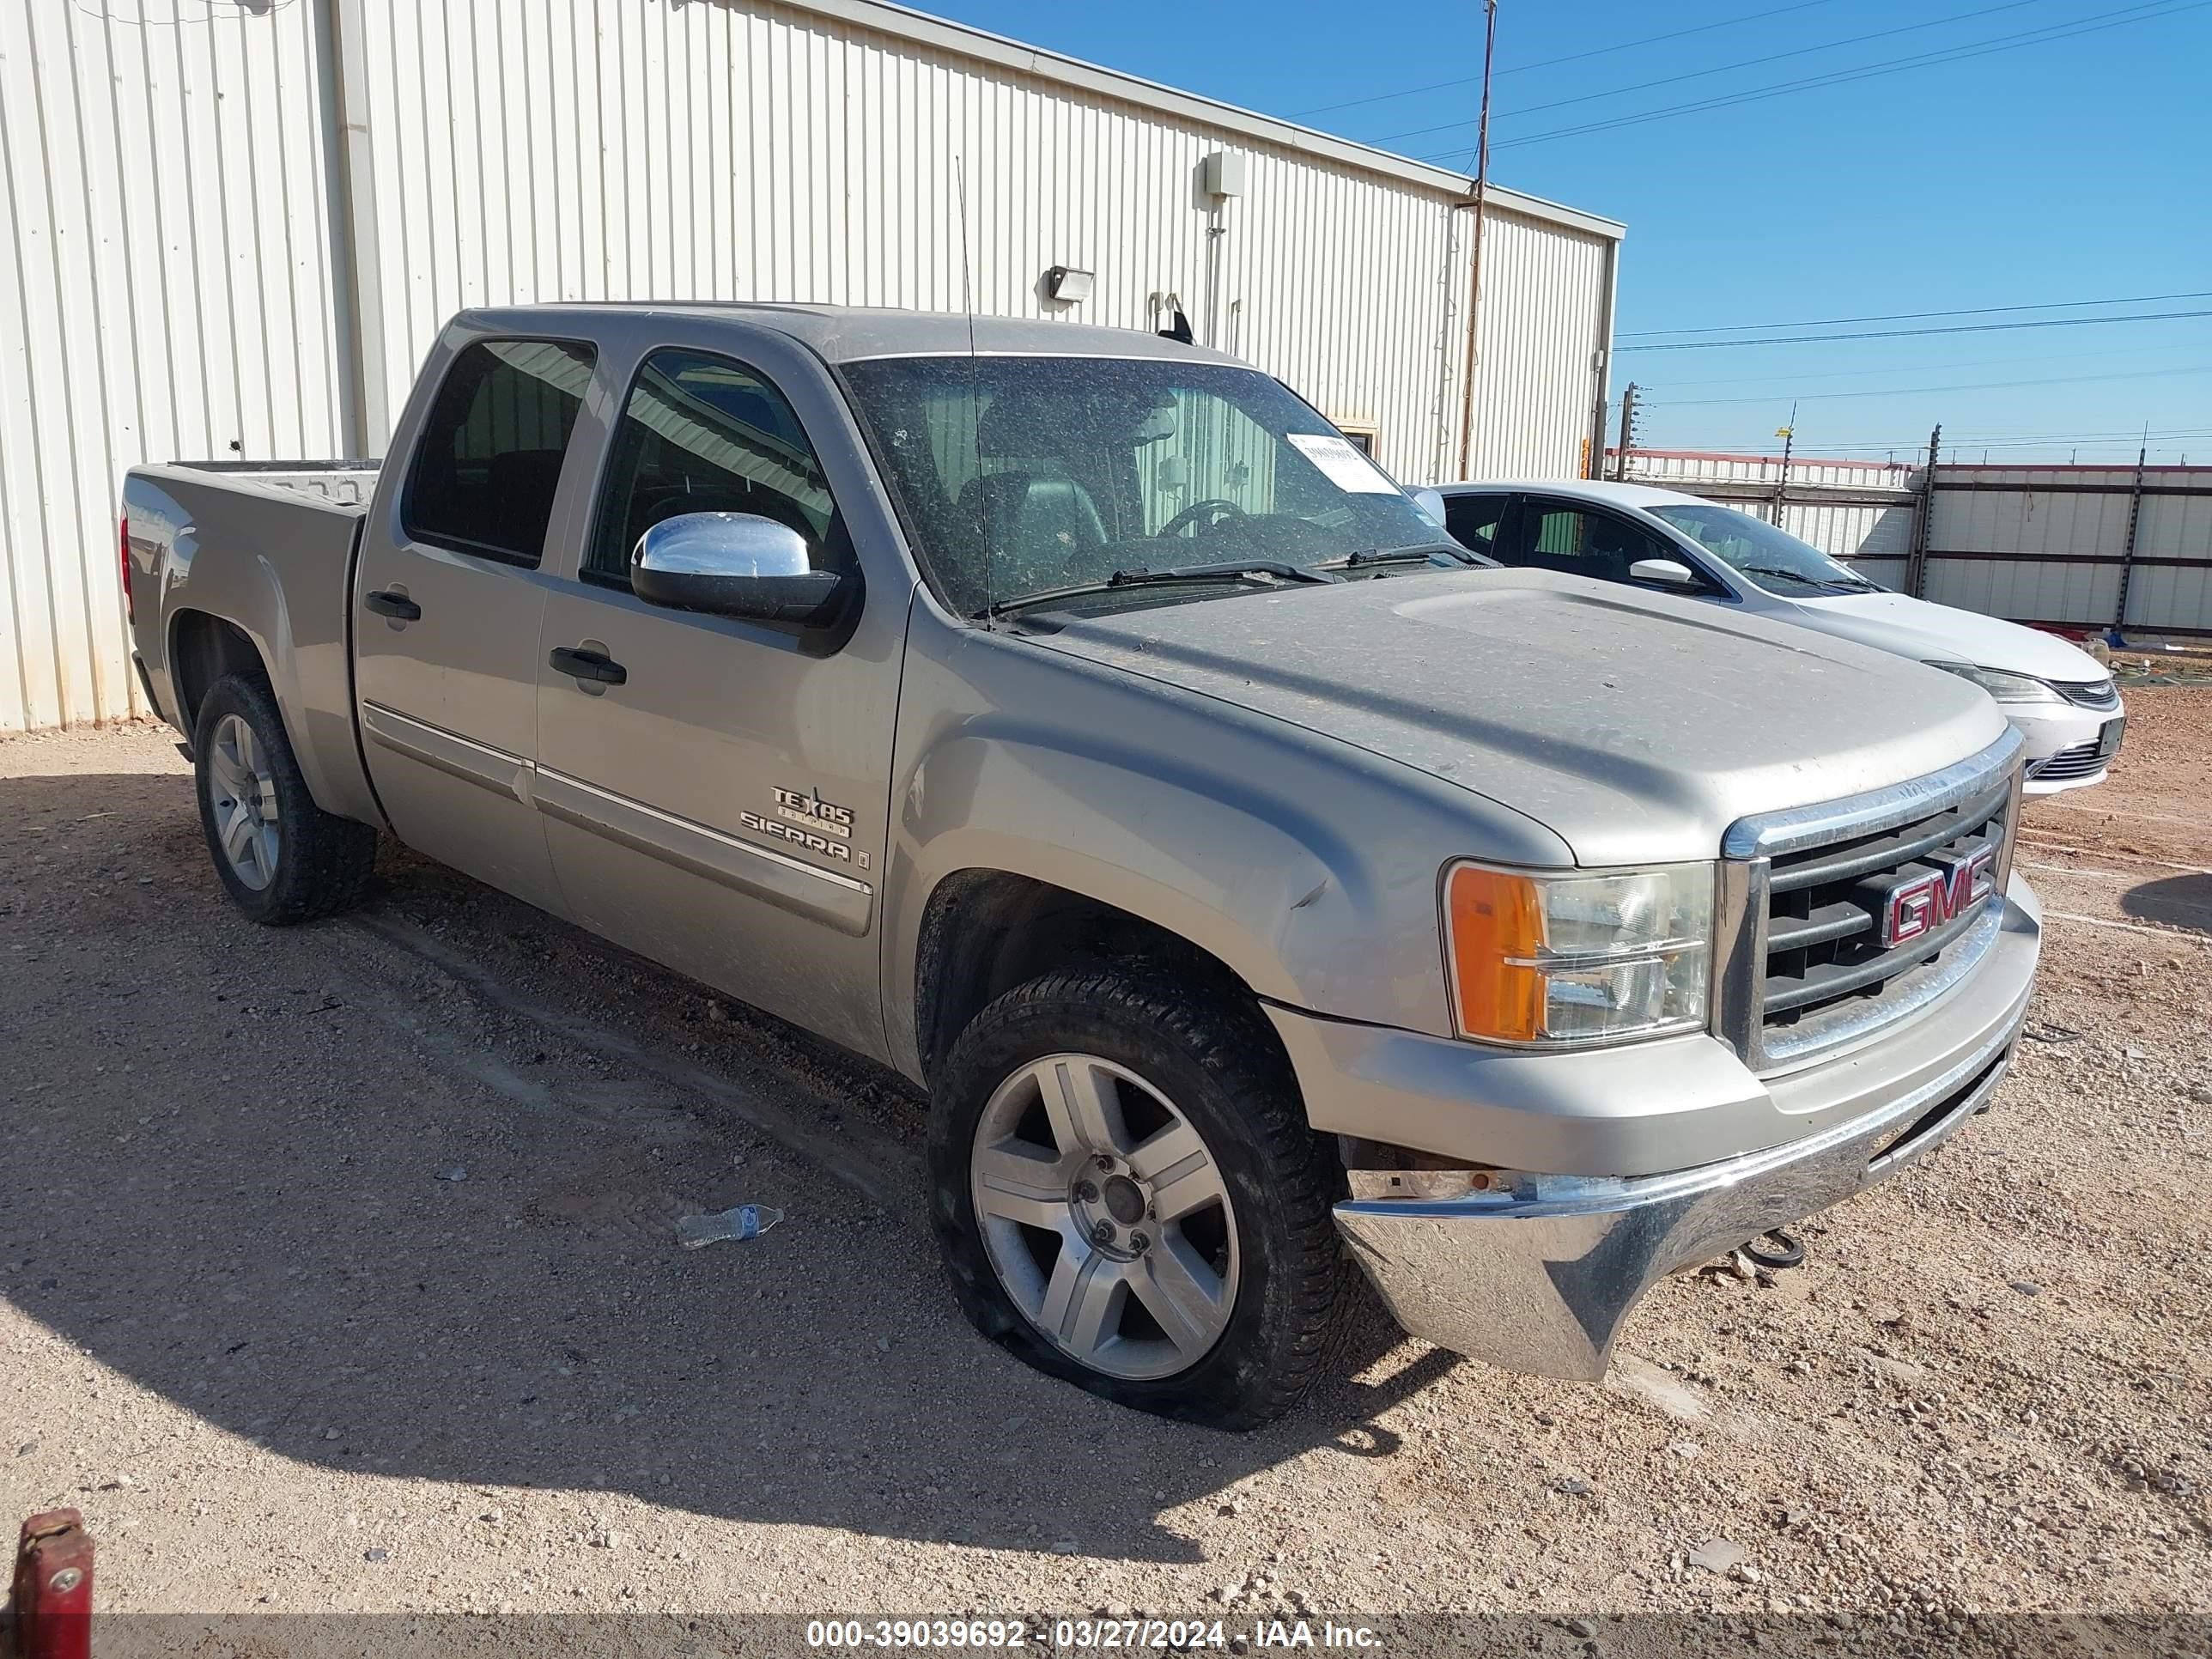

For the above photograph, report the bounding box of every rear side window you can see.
[403,339,598,567]
[1443,492,1509,556]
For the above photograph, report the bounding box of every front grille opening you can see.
[2031,738,2106,782]
[1760,782,2010,1038]
[1866,1050,2008,1175]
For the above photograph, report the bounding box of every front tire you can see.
[192,672,376,926]
[929,969,1348,1429]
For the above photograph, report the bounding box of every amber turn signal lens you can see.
[1443,866,1546,1042]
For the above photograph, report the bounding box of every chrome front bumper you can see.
[1324,897,2037,1382]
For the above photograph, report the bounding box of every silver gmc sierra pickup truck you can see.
[121,305,2040,1428]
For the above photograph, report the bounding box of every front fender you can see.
[878,620,1576,1079]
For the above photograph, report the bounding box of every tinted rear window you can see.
[402,339,598,567]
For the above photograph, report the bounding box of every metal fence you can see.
[1615,449,2212,639]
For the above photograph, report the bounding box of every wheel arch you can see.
[167,609,269,738]
[909,868,1285,1086]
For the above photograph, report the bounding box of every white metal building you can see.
[1,0,1626,733]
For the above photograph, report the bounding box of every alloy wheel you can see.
[969,1052,1240,1381]
[207,712,281,890]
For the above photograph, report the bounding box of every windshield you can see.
[840,356,1443,617]
[1649,502,1882,597]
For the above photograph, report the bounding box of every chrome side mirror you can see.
[1629,556,1698,588]
[631,512,854,627]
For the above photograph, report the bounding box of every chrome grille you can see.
[1717,732,2025,1072]
[2030,738,2107,781]
[2052,677,2120,711]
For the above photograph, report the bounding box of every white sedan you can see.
[1430,478,2124,793]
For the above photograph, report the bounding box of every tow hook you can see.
[1741,1228,1805,1270]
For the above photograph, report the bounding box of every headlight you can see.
[1923,661,2063,706]
[1443,862,1714,1046]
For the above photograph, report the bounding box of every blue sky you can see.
[923,0,2211,465]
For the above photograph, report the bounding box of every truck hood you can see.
[1771,589,2109,684]
[1030,568,2009,867]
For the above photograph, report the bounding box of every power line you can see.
[1412,0,2208,159]
[1639,343,2204,390]
[1647,362,2212,406]
[1376,0,2057,144]
[1620,289,2212,341]
[1288,0,1848,118]
[1667,428,2212,448]
[1616,307,2212,353]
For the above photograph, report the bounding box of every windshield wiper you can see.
[1820,575,1881,593]
[1735,562,1829,590]
[981,559,1339,619]
[1313,541,1486,571]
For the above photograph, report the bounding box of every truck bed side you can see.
[123,462,386,830]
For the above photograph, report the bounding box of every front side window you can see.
[403,339,597,567]
[588,349,841,586]
[839,356,1443,617]
[1649,502,1881,596]
[1518,502,1674,586]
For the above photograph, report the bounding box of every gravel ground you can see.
[2,695,2208,1650]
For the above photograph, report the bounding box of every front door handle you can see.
[548,645,628,686]
[364,589,422,622]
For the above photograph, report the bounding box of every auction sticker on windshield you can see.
[1286,432,1398,494]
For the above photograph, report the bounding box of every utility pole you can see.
[1906,422,1941,599]
[1613,383,1639,480]
[2112,441,2149,640]
[1770,401,1796,526]
[1452,0,1499,481]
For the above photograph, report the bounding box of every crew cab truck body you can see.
[124,305,2040,1426]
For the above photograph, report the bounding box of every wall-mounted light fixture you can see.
[1045,264,1095,303]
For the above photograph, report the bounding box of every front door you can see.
[1508,495,1723,594]
[353,334,598,912]
[531,338,909,1060]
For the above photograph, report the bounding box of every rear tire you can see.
[192,672,376,926]
[929,968,1349,1430]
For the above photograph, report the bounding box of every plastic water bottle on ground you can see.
[677,1204,785,1249]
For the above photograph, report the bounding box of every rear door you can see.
[528,329,912,1060]
[1441,490,1512,560]
[354,334,598,912]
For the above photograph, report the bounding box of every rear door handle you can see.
[548,645,628,686]
[364,590,422,622]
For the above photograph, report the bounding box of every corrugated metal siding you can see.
[1782,500,1915,562]
[3,0,1619,732]
[1925,468,2133,628]
[1630,452,2212,633]
[0,0,346,732]
[342,1,1607,490]
[1620,453,1920,566]
[1462,210,1610,479]
[1627,451,1917,492]
[1924,466,2212,631]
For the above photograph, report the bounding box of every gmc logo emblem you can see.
[1881,843,1997,947]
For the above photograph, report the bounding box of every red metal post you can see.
[11,1509,94,1659]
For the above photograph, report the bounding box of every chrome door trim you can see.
[533,767,874,937]
[361,702,532,804]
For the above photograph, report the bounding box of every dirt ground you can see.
[2,693,2208,1650]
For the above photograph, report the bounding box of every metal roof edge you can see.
[774,0,1627,240]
